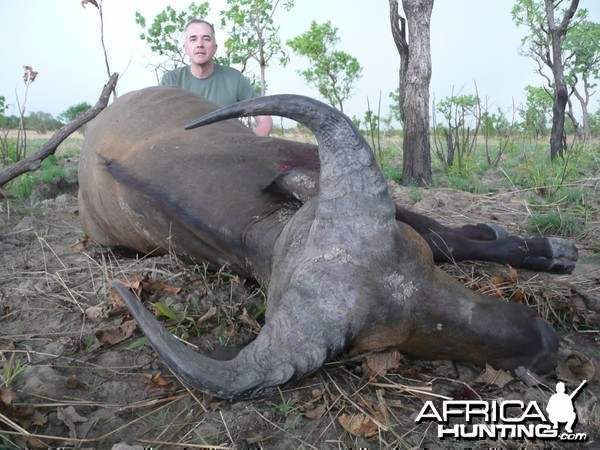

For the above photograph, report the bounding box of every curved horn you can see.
[114,281,324,400]
[117,96,395,399]
[186,95,396,224]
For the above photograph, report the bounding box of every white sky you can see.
[1,0,599,123]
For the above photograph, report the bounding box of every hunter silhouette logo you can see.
[416,379,589,442]
[546,380,587,433]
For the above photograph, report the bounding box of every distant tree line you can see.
[0,101,92,134]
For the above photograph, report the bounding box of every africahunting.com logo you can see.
[415,380,588,442]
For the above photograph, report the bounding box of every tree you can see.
[58,102,93,124]
[26,112,62,134]
[432,93,481,171]
[287,21,362,113]
[520,85,553,138]
[136,2,213,76]
[220,0,293,96]
[388,0,433,186]
[512,0,582,160]
[563,20,600,142]
[388,88,402,125]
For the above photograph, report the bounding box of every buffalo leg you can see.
[422,231,577,273]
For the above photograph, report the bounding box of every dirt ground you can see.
[0,164,599,449]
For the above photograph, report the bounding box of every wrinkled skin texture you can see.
[80,87,561,400]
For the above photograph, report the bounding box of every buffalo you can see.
[78,87,576,400]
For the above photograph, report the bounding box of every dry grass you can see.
[1,180,598,448]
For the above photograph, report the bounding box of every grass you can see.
[1,133,82,200]
[375,133,599,240]
[1,353,28,388]
[6,155,76,200]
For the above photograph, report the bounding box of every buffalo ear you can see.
[261,169,319,203]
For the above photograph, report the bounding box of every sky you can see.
[1,0,599,125]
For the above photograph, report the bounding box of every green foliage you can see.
[1,353,28,388]
[58,102,92,124]
[437,94,479,122]
[513,150,577,197]
[590,108,600,137]
[382,165,403,184]
[0,115,19,129]
[153,301,199,340]
[287,21,362,113]
[0,138,17,166]
[564,20,600,90]
[526,208,586,237]
[135,2,212,72]
[519,85,552,137]
[6,155,72,200]
[436,155,491,194]
[511,0,587,47]
[433,93,481,170]
[220,0,293,95]
[26,111,62,134]
[389,88,402,125]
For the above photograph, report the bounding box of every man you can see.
[161,19,273,136]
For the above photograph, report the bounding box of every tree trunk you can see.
[544,0,579,160]
[572,86,591,143]
[389,0,433,186]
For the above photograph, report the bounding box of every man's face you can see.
[183,22,217,66]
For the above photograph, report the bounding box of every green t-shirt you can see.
[160,63,257,107]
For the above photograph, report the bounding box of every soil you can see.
[1,163,599,449]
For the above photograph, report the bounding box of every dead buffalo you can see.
[78,86,576,400]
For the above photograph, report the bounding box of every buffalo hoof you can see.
[481,223,508,240]
[522,237,579,274]
[459,223,509,241]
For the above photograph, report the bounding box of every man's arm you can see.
[254,115,273,136]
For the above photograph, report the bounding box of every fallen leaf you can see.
[311,388,325,399]
[109,276,182,309]
[385,398,405,408]
[95,318,136,345]
[142,372,176,397]
[109,275,147,307]
[304,403,327,420]
[556,352,596,385]
[71,236,90,251]
[487,274,513,297]
[66,375,87,390]
[242,430,264,445]
[362,350,402,378]
[237,308,261,333]
[0,387,47,430]
[57,406,87,440]
[476,364,514,388]
[0,387,16,406]
[507,266,518,283]
[25,436,47,449]
[141,280,182,295]
[338,413,379,437]
[571,286,600,313]
[85,304,108,321]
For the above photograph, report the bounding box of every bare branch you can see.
[0,73,119,188]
